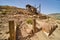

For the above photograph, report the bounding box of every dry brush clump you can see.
[26,18,33,24]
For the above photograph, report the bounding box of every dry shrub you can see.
[26,18,33,24]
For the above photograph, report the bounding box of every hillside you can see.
[48,13,60,20]
[0,6,24,15]
[0,6,60,40]
[49,13,60,15]
[0,5,38,15]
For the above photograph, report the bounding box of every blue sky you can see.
[0,0,60,14]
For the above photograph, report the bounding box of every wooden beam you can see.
[9,21,16,40]
[33,18,37,33]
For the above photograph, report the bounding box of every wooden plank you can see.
[9,21,16,40]
[33,18,36,33]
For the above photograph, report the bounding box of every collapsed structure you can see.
[26,4,37,14]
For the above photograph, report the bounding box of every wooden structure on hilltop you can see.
[26,4,38,14]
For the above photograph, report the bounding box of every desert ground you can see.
[0,14,60,40]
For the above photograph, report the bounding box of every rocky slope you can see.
[0,6,60,40]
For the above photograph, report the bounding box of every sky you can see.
[0,0,60,14]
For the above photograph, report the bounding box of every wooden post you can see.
[9,21,16,40]
[33,18,37,33]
